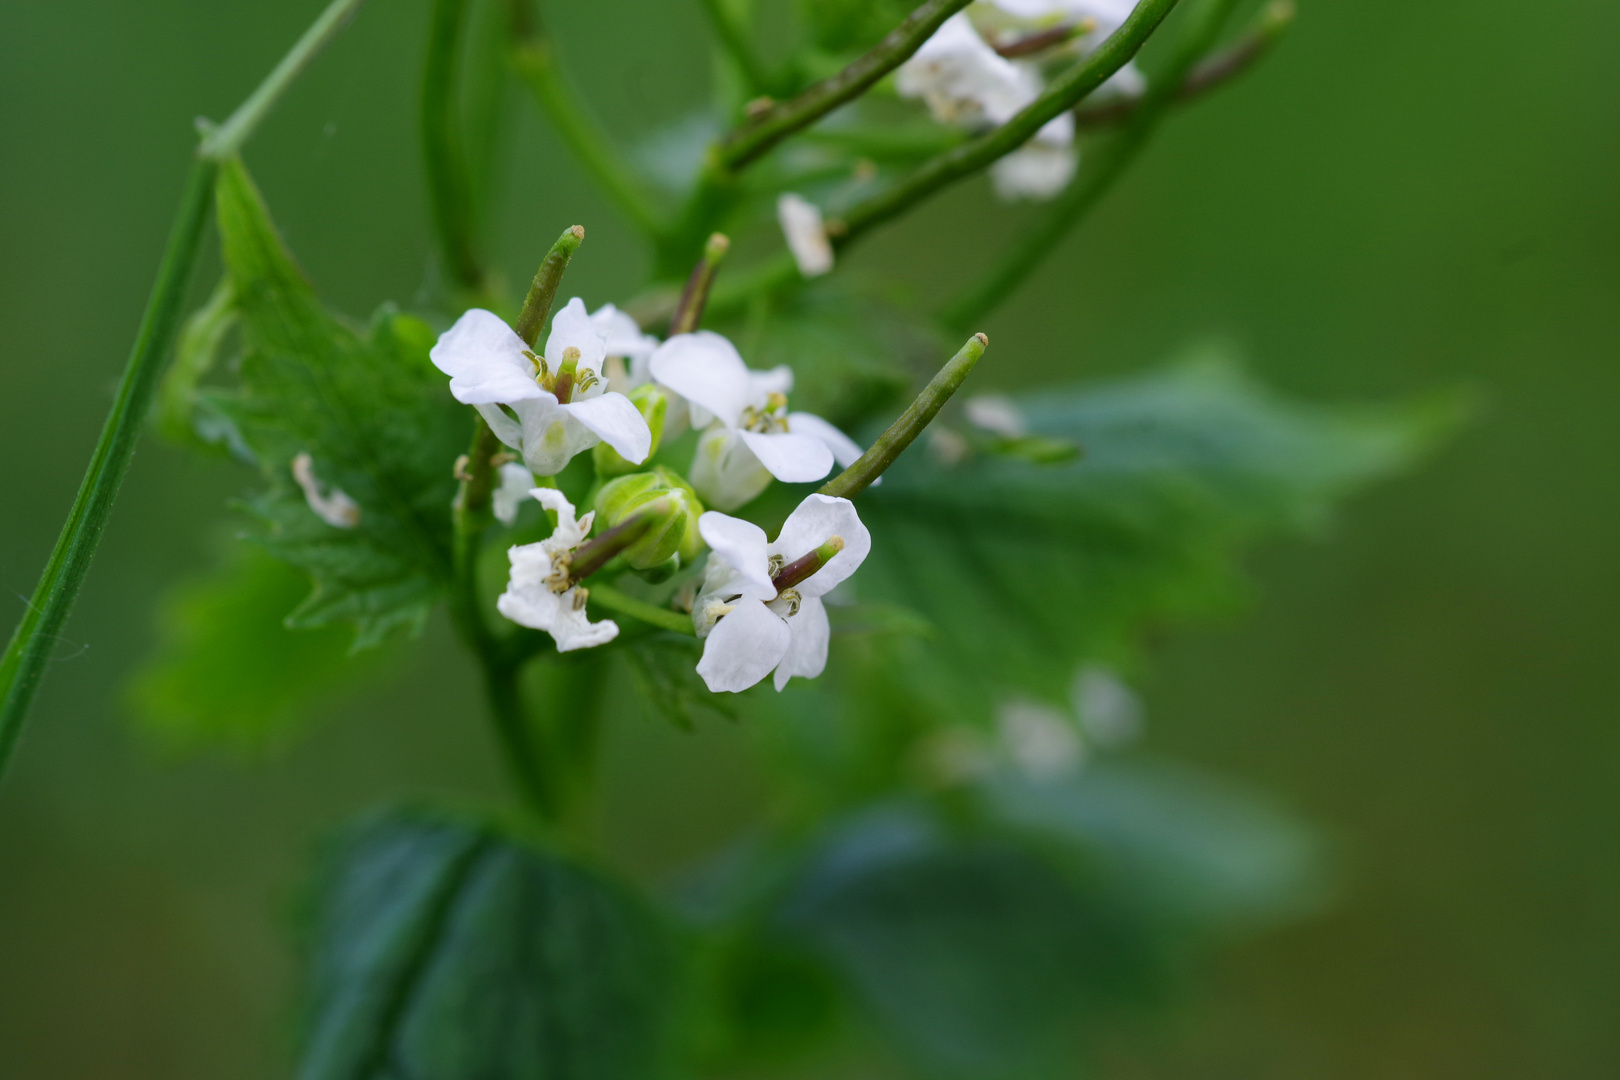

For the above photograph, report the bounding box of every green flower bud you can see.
[594,467,701,570]
[593,383,668,477]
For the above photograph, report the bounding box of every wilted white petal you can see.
[770,493,870,598]
[696,596,793,693]
[648,331,752,429]
[965,394,1028,437]
[430,309,546,405]
[531,487,591,548]
[737,430,835,484]
[291,452,361,529]
[690,426,774,511]
[997,699,1084,780]
[590,302,659,364]
[697,512,775,599]
[772,594,830,690]
[1072,663,1144,747]
[564,392,652,464]
[777,193,834,278]
[496,545,618,652]
[544,297,607,381]
[787,412,865,470]
[492,462,537,526]
[991,139,1078,201]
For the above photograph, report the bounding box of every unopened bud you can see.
[594,468,703,571]
[593,384,669,476]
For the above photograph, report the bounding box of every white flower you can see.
[495,488,618,652]
[964,393,1028,438]
[898,13,1037,129]
[985,0,1147,99]
[997,698,1085,780]
[693,493,871,692]
[491,461,537,527]
[430,298,652,476]
[647,331,864,511]
[777,193,834,278]
[1072,663,1143,747]
[589,302,661,387]
[991,130,1078,200]
[291,451,361,529]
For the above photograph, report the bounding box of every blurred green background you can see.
[2,0,1617,1076]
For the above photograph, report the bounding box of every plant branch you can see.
[587,584,697,636]
[422,0,488,294]
[1072,0,1296,129]
[829,0,1182,246]
[718,0,974,173]
[199,0,369,160]
[821,332,989,499]
[509,3,665,238]
[942,0,1257,331]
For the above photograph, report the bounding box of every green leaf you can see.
[127,544,386,753]
[298,810,680,1080]
[204,157,466,648]
[624,633,737,731]
[857,354,1465,715]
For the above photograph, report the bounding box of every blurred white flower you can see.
[964,393,1028,438]
[491,461,537,527]
[495,488,618,652]
[693,494,871,692]
[992,132,1078,200]
[777,193,835,278]
[430,299,652,476]
[291,452,360,529]
[1072,663,1144,747]
[997,698,1086,780]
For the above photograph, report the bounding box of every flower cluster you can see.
[432,299,877,694]
[898,0,1146,201]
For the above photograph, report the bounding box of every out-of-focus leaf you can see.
[982,761,1327,935]
[127,545,385,753]
[624,633,737,731]
[298,810,680,1080]
[155,277,238,451]
[776,804,1153,1077]
[859,354,1466,715]
[204,158,465,648]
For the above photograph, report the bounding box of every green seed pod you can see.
[592,383,668,477]
[594,467,701,570]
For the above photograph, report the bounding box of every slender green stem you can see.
[587,584,697,636]
[821,333,989,499]
[830,0,1182,246]
[0,159,216,780]
[719,0,973,172]
[199,0,369,160]
[1073,0,1296,130]
[696,0,777,97]
[514,225,585,346]
[509,4,664,238]
[423,0,486,293]
[941,0,1251,331]
[669,232,731,334]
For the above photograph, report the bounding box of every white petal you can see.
[991,140,1078,201]
[590,302,659,363]
[544,297,607,378]
[430,309,546,405]
[563,392,652,464]
[474,403,525,450]
[737,430,835,484]
[770,493,871,598]
[773,594,830,691]
[648,332,751,429]
[777,193,834,278]
[496,580,618,652]
[897,13,1034,129]
[698,512,775,599]
[748,365,795,401]
[531,487,586,547]
[787,412,865,469]
[690,426,774,511]
[964,394,1027,438]
[492,462,536,526]
[515,397,598,476]
[695,597,792,693]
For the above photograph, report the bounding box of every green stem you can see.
[510,5,664,238]
[199,0,370,160]
[669,232,731,334]
[830,0,1182,246]
[0,159,216,780]
[514,224,585,346]
[697,0,777,97]
[821,333,989,499]
[719,0,973,172]
[422,0,487,293]
[587,584,697,636]
[942,0,1252,331]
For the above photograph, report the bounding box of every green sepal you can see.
[595,467,705,569]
